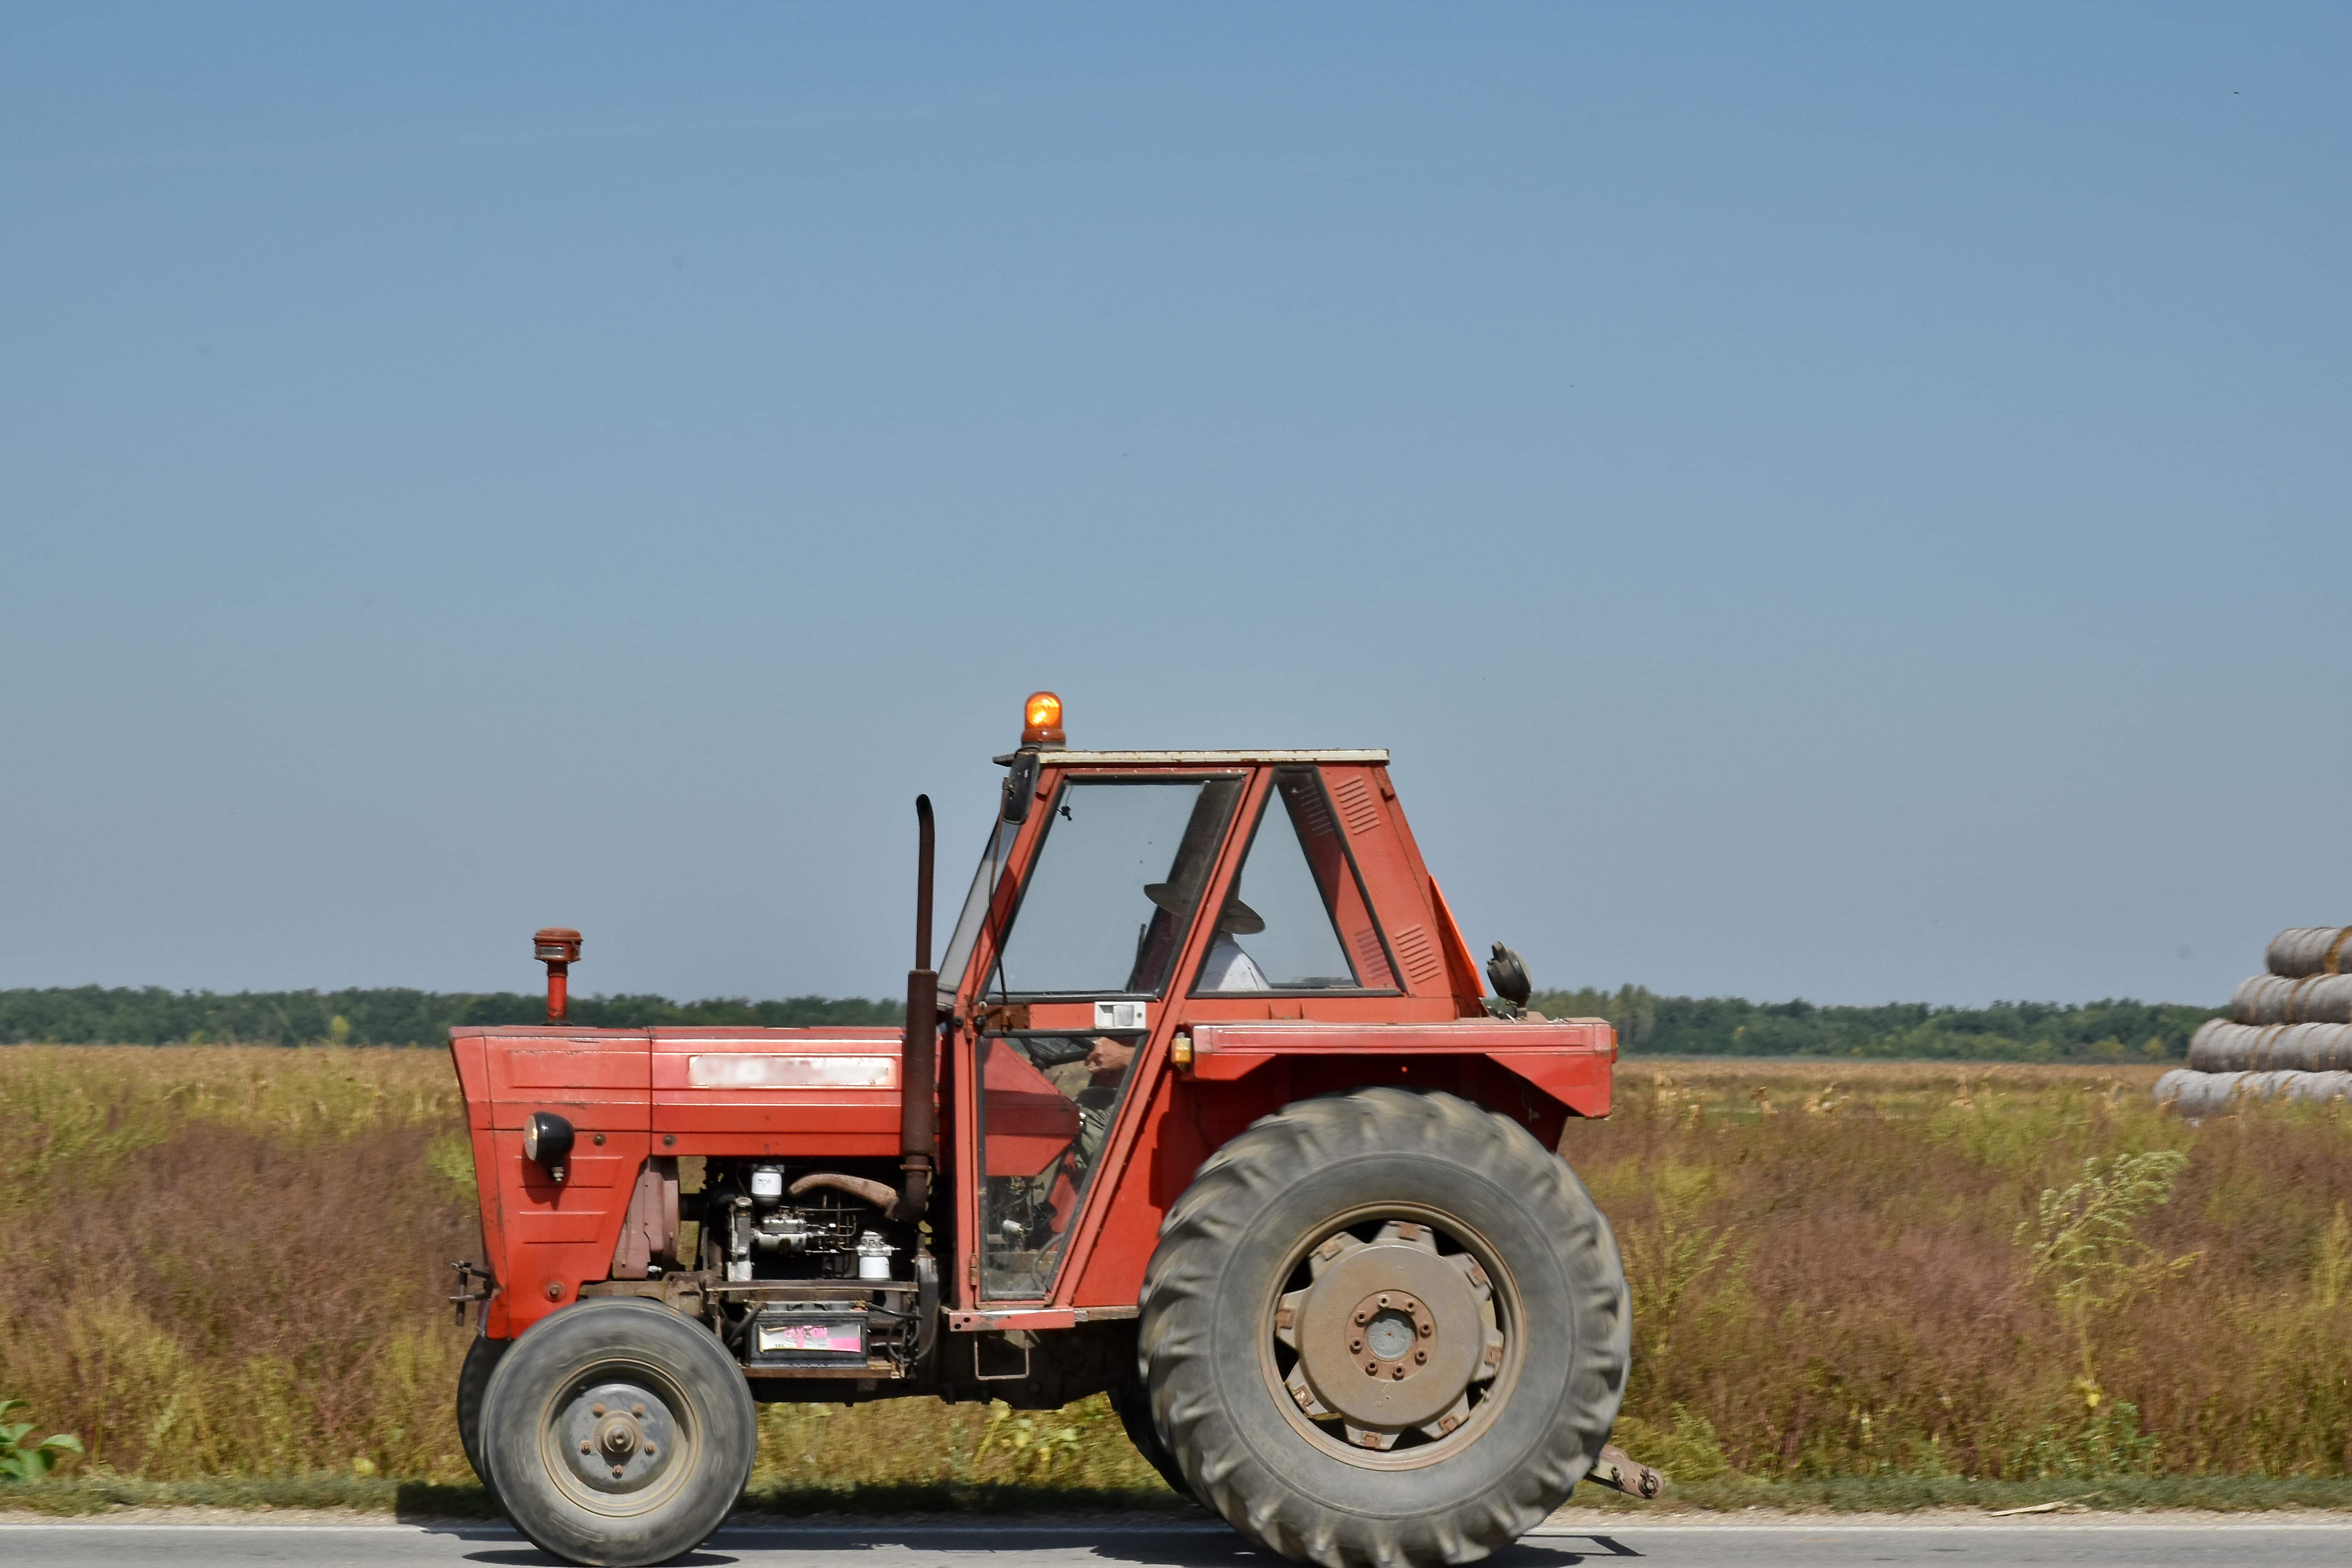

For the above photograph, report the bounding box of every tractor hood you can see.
[450,1026,911,1160]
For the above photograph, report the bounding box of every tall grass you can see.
[1586,1062,2352,1479]
[4,1048,2349,1490]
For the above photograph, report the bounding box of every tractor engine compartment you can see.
[695,1160,909,1283]
[675,1156,933,1377]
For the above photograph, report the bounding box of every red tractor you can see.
[448,694,1639,1568]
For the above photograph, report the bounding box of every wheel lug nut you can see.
[592,1404,606,1416]
[1415,1350,1427,1363]
[644,1444,655,1457]
[1354,1311,1368,1324]
[632,1404,646,1418]
[1419,1322,1434,1336]
[611,1465,624,1479]
[1377,1294,1390,1307]
[1365,1360,1378,1374]
[579,1441,591,1454]
[1391,1367,1404,1379]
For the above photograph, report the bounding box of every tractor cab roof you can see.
[992,748,1390,767]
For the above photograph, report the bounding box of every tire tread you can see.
[1137,1089,1628,1568]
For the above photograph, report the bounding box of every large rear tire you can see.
[457,1333,510,1504]
[1137,1088,1628,1568]
[1109,1380,1196,1502]
[480,1298,756,1568]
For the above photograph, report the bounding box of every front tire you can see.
[1137,1088,1629,1568]
[480,1298,756,1568]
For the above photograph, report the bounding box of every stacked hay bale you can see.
[2156,927,2352,1114]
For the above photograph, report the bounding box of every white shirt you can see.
[1198,933,1270,992]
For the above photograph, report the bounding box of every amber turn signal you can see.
[1022,690,1065,746]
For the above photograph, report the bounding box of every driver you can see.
[1147,883,1269,993]
[1051,889,1275,1172]
[1083,889,1273,1103]
[1195,897,1270,991]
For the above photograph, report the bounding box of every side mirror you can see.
[523,1111,574,1183]
[1001,752,1039,824]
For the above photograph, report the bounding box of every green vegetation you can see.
[0,1401,82,1482]
[3,984,2217,1062]
[1534,987,2218,1062]
[0,987,900,1047]
[2016,1150,2198,1412]
[7,1048,2351,1517]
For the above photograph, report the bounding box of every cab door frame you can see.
[944,760,1270,1319]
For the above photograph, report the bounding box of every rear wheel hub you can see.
[1275,1218,1505,1451]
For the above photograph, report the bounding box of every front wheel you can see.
[1137,1088,1629,1568]
[480,1298,757,1568]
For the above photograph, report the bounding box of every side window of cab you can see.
[1191,768,1399,995]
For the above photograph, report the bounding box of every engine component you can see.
[726,1194,753,1283]
[749,1166,786,1204]
[856,1231,895,1281]
[751,1213,815,1252]
[750,1203,858,1253]
[787,1171,900,1211]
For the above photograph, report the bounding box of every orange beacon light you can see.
[1022,691,1065,747]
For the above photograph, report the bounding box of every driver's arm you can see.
[1084,1036,1136,1078]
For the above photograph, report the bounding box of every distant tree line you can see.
[0,984,2219,1060]
[1529,985,2219,1062]
[0,987,900,1047]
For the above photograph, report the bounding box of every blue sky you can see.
[4,5,2346,1006]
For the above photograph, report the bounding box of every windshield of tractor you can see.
[939,818,1016,995]
[985,776,1243,998]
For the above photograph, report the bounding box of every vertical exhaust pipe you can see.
[897,795,938,1222]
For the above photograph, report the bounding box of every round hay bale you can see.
[2230,973,2352,1024]
[2189,1019,2269,1071]
[2159,1069,2246,1114]
[2286,1070,2352,1105]
[2154,1066,2352,1113]
[2188,1019,2352,1071]
[2267,927,2352,978]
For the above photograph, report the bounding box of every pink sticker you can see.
[764,1322,862,1353]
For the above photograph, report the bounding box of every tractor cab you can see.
[934,718,1610,1317]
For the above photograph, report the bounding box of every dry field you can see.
[3,1047,2348,1493]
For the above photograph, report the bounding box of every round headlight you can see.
[523,1111,574,1168]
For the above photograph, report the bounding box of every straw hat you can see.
[1144,882,1264,935]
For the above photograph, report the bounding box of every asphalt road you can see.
[2,1517,2348,1568]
